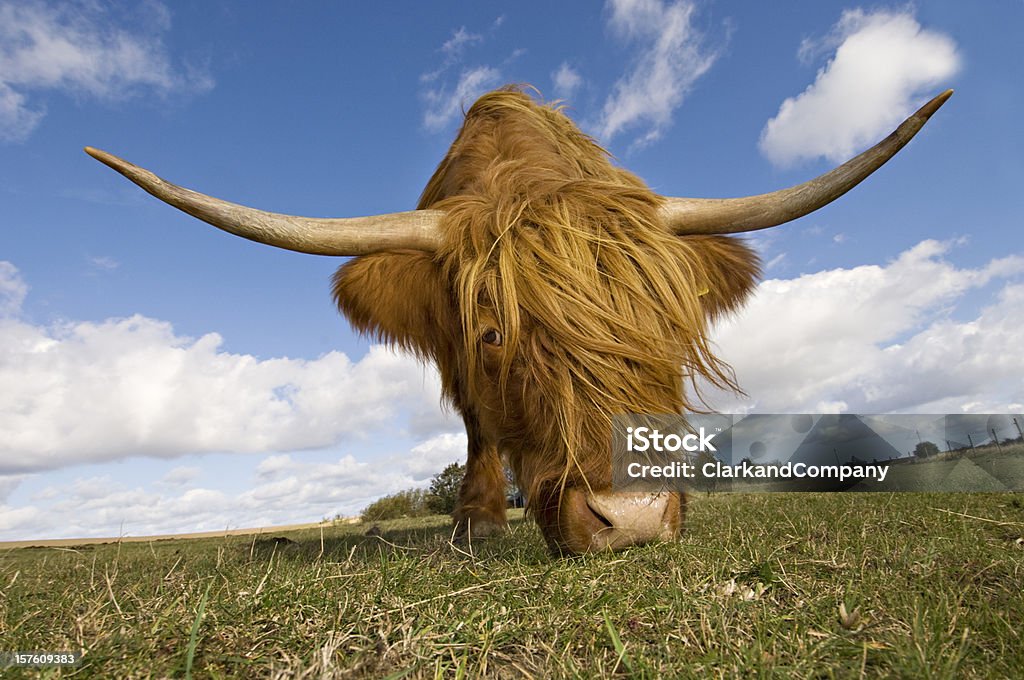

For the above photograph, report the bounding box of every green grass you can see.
[2,493,1023,678]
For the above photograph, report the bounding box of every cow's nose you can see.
[551,488,683,554]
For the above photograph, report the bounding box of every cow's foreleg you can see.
[453,419,508,539]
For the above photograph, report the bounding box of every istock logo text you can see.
[625,426,717,453]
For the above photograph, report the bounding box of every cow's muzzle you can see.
[546,488,684,554]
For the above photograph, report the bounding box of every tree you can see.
[914,441,940,459]
[691,450,719,492]
[427,462,466,515]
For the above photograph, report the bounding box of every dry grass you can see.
[2,493,1022,678]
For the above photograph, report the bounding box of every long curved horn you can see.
[84,147,443,255]
[660,90,953,235]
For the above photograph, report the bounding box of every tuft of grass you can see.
[603,609,635,676]
[2,495,1023,678]
[184,582,211,679]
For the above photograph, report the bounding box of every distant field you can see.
[720,443,1024,493]
[0,522,331,551]
[2,493,1022,678]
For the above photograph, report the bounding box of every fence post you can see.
[992,428,1003,452]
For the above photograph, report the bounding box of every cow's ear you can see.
[332,251,452,359]
[684,236,761,322]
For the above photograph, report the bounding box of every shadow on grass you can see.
[244,512,551,565]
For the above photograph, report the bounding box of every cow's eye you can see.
[481,328,503,346]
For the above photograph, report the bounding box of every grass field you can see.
[2,492,1022,678]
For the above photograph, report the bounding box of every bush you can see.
[360,462,471,522]
[360,488,432,522]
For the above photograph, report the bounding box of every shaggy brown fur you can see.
[333,87,760,552]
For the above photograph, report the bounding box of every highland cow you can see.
[86,86,951,554]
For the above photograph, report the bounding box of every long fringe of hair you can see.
[418,88,759,504]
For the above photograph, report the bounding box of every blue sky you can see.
[1,0,1021,541]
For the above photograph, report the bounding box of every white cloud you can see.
[420,23,498,129]
[418,20,532,132]
[0,431,470,540]
[759,9,960,166]
[0,261,28,315]
[442,27,482,58]
[0,474,24,503]
[764,253,787,271]
[160,465,199,486]
[596,0,717,147]
[88,255,119,272]
[405,433,468,481]
[423,65,501,131]
[0,263,471,539]
[1,477,237,538]
[0,263,456,473]
[0,504,40,534]
[0,0,213,141]
[247,454,380,504]
[0,81,44,141]
[703,240,1024,413]
[552,62,583,100]
[421,26,486,85]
